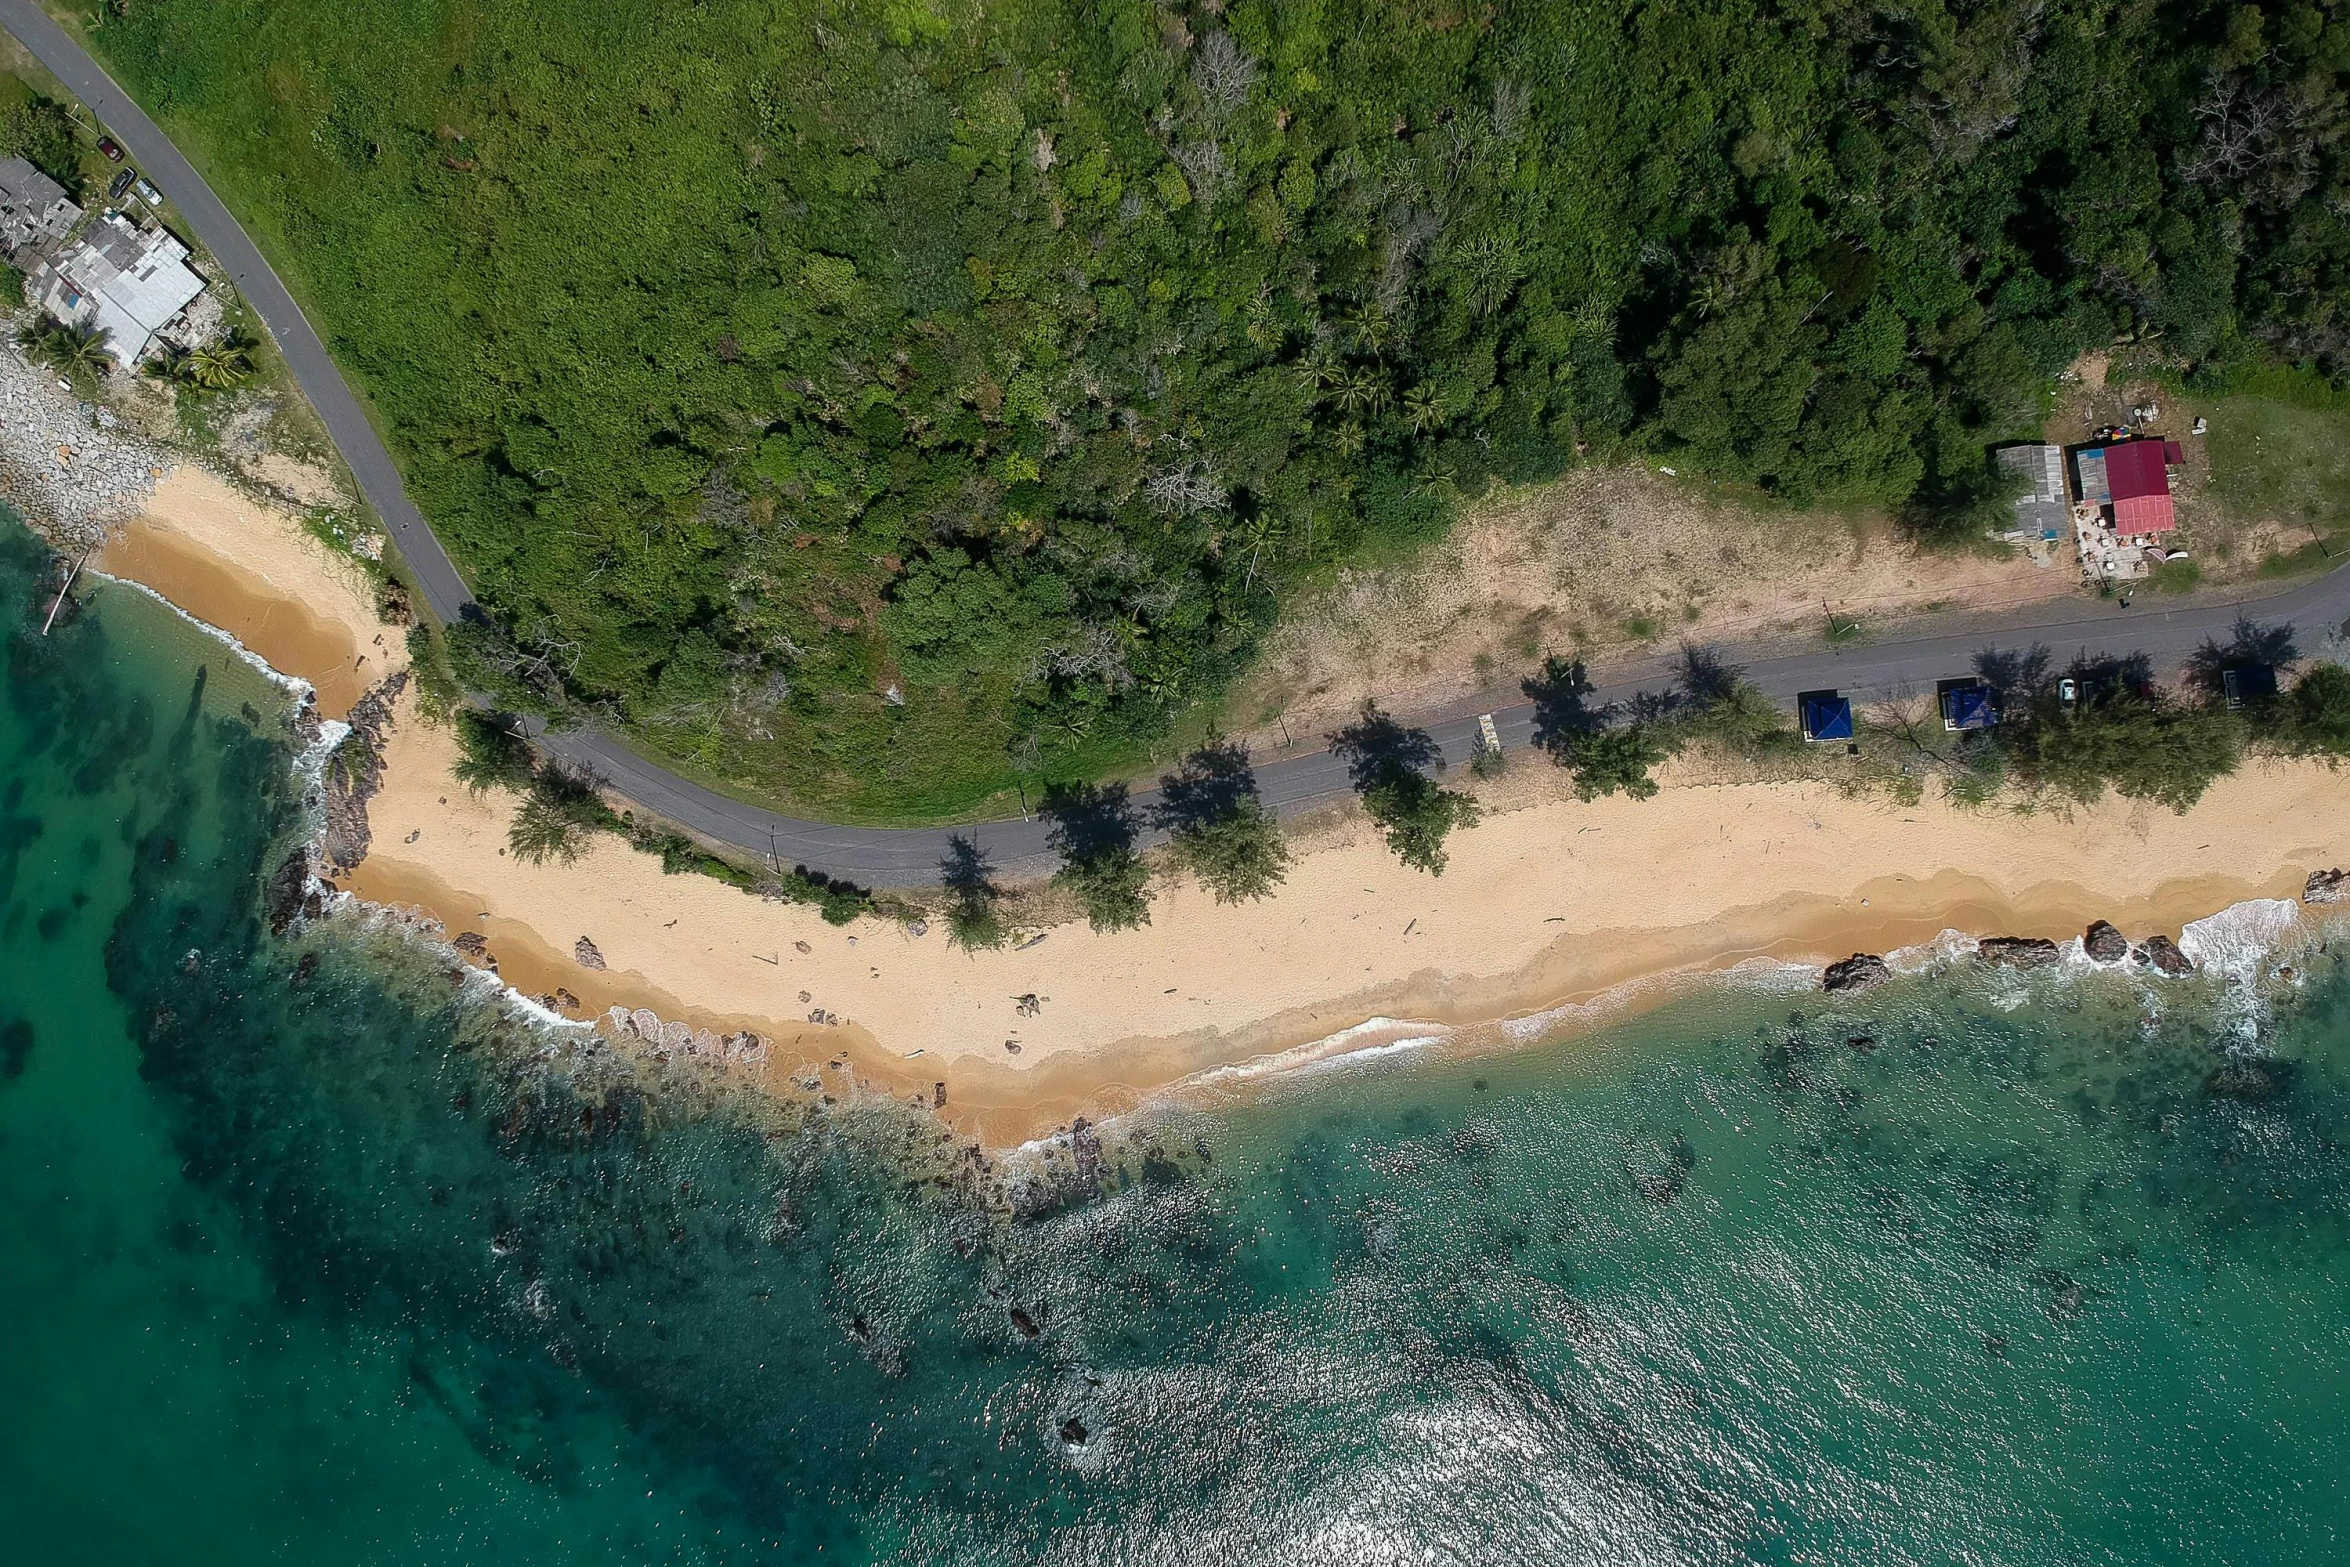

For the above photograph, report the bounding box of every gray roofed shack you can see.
[0,156,80,254]
[33,211,206,364]
[1995,442,2068,542]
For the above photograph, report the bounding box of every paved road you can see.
[14,0,2350,884]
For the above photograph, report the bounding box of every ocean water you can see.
[5,512,2350,1566]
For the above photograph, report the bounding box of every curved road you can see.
[13,0,2349,884]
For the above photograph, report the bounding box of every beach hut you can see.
[1939,682,1998,731]
[1799,690,1854,743]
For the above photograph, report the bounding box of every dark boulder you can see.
[1059,1416,1090,1446]
[1822,953,1892,993]
[2135,935,2195,976]
[2083,920,2129,963]
[264,848,313,936]
[1009,1306,1041,1339]
[1976,936,2061,969]
[2304,868,2349,906]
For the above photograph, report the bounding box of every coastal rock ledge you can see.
[2306,869,2349,905]
[2135,935,2197,976]
[2083,921,2131,964]
[1822,954,1893,994]
[1976,936,2062,969]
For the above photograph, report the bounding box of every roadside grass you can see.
[2205,396,2350,535]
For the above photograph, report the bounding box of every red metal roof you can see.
[2101,440,2178,533]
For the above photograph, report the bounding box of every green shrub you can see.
[2281,662,2350,756]
[450,710,535,795]
[1360,768,1482,877]
[1562,723,1669,801]
[507,765,619,864]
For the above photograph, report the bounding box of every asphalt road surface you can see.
[13,0,2349,885]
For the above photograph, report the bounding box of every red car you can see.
[97,136,124,162]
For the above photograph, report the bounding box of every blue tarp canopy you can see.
[1943,685,1997,730]
[1800,693,1854,742]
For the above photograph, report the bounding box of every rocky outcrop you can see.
[2304,868,2349,906]
[573,935,607,970]
[320,670,409,870]
[1822,953,1893,993]
[2083,920,2130,963]
[263,845,321,936]
[2135,935,2196,976]
[1976,936,2061,969]
[451,931,489,959]
[0,334,176,549]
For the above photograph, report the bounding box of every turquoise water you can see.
[5,512,2350,1564]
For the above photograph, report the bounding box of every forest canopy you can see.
[86,0,2350,819]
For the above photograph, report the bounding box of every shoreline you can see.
[61,473,2350,1147]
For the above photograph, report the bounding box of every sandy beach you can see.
[85,470,2350,1146]
[94,467,402,718]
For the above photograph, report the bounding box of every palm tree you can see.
[178,335,256,390]
[1293,341,1343,395]
[19,316,113,380]
[1332,420,1366,458]
[1334,366,1388,415]
[1403,383,1444,434]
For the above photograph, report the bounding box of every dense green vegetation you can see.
[83,0,2350,818]
[0,73,79,185]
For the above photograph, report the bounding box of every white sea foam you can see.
[86,569,318,699]
[1884,929,1981,974]
[2178,898,2304,980]
[1188,1016,1452,1089]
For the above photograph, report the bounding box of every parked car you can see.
[97,136,125,163]
[107,168,134,201]
[2057,678,2078,704]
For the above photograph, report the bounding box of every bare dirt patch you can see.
[1231,465,2075,739]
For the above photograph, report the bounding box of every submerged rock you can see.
[1975,936,2061,969]
[2135,935,2196,976]
[1,1017,32,1079]
[1822,953,1892,993]
[2083,920,2129,963]
[1009,1305,1041,1338]
[573,935,607,970]
[2304,868,2349,905]
[2206,1056,2296,1101]
[1058,1416,1089,1446]
[452,931,489,959]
